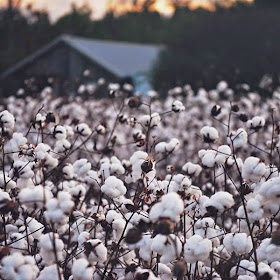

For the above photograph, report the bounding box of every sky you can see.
[0,0,253,22]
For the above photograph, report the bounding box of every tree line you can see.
[0,0,280,91]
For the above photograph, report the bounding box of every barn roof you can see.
[1,34,164,79]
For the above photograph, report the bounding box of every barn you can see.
[0,34,163,96]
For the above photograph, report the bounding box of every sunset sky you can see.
[0,0,254,22]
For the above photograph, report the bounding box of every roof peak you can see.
[1,34,164,79]
[60,34,163,49]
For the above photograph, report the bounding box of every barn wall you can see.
[1,42,119,97]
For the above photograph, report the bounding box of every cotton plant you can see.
[1,79,280,280]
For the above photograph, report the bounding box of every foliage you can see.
[1,1,280,90]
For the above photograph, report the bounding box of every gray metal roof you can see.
[1,34,164,79]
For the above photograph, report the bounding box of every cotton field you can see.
[0,80,280,280]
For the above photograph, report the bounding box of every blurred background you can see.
[0,0,280,95]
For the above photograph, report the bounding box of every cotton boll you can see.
[64,125,74,137]
[100,156,125,180]
[230,260,253,278]
[106,210,123,223]
[0,110,15,130]
[151,234,182,263]
[26,217,44,240]
[58,191,74,213]
[19,185,53,209]
[182,162,202,177]
[84,170,101,186]
[258,238,280,263]
[226,156,243,170]
[256,263,278,280]
[45,191,74,225]
[217,81,228,92]
[52,125,67,140]
[63,164,74,179]
[157,263,172,277]
[73,159,91,177]
[223,233,253,255]
[54,139,71,153]
[247,116,265,131]
[44,154,59,169]
[0,173,16,190]
[9,160,34,180]
[75,123,92,137]
[215,145,231,165]
[184,235,212,264]
[34,143,51,160]
[38,264,64,280]
[139,113,161,128]
[242,156,266,183]
[149,192,184,223]
[39,233,64,265]
[5,132,27,153]
[205,192,234,215]
[200,126,219,143]
[258,177,280,204]
[265,164,279,179]
[9,233,28,253]
[194,218,222,247]
[129,151,148,182]
[228,128,248,148]
[134,268,160,280]
[237,199,264,223]
[101,176,126,199]
[172,100,185,112]
[165,138,180,152]
[1,253,39,280]
[199,149,216,168]
[72,258,94,280]
[84,239,107,263]
[150,113,161,127]
[135,234,156,262]
[155,142,166,153]
[78,232,90,247]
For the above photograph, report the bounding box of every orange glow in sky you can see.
[0,0,254,21]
